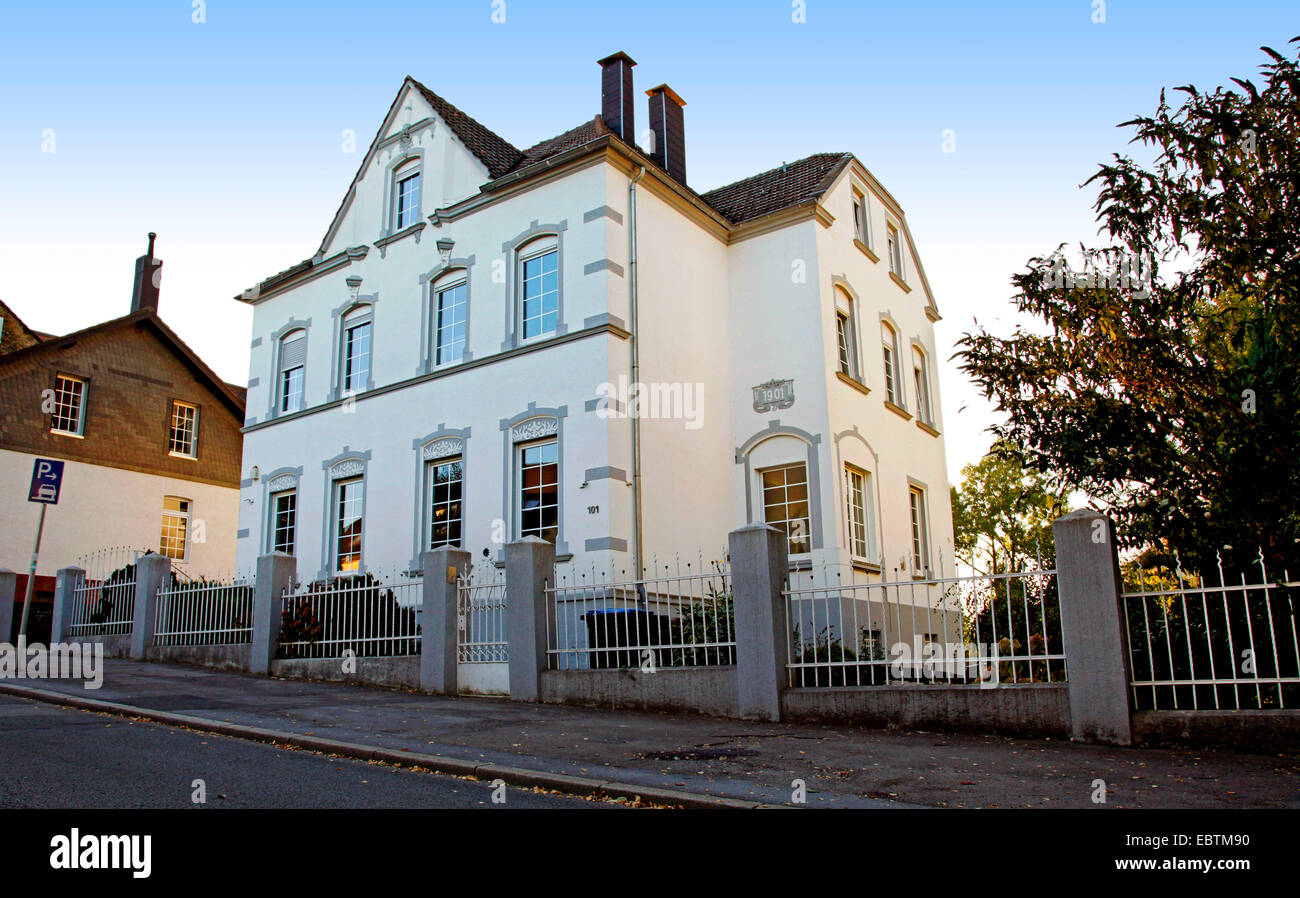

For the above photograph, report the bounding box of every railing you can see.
[458,565,508,663]
[546,555,733,671]
[65,547,147,637]
[783,564,1065,688]
[1122,552,1299,710]
[153,575,255,646]
[277,570,423,659]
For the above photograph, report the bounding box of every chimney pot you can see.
[130,232,162,315]
[646,84,687,185]
[597,51,637,143]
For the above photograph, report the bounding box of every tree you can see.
[951,442,1068,575]
[955,38,1300,579]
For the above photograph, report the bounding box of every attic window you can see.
[393,160,421,230]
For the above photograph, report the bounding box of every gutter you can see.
[629,166,646,581]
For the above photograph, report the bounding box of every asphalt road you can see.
[0,695,610,809]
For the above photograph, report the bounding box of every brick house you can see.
[0,236,246,640]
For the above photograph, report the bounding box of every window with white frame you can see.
[332,476,365,572]
[50,374,86,435]
[278,330,306,413]
[341,305,372,394]
[425,457,463,549]
[518,440,559,543]
[519,240,559,340]
[882,321,902,406]
[852,190,870,247]
[909,485,930,576]
[761,463,811,555]
[913,346,933,425]
[271,490,297,555]
[393,160,421,230]
[433,276,467,366]
[169,401,198,457]
[836,313,853,376]
[887,223,904,277]
[160,496,191,561]
[835,288,859,380]
[844,466,876,561]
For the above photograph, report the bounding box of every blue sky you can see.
[1,1,1296,483]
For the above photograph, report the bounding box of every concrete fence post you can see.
[421,546,471,694]
[130,554,172,659]
[250,552,297,675]
[0,569,16,645]
[1052,508,1134,745]
[505,537,555,702]
[51,566,84,645]
[729,523,790,721]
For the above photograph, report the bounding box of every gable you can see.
[0,315,244,487]
[318,79,521,258]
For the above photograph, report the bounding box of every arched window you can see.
[340,305,372,394]
[518,235,559,340]
[834,288,859,381]
[431,269,468,366]
[913,345,933,425]
[881,321,902,406]
[392,158,421,230]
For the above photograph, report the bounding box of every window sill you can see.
[852,559,881,574]
[168,451,198,460]
[50,429,84,439]
[915,419,940,437]
[835,371,870,396]
[884,400,912,421]
[373,221,426,250]
[853,238,879,263]
[889,271,912,293]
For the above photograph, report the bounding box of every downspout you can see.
[629,166,646,579]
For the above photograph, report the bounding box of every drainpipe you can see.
[629,166,646,578]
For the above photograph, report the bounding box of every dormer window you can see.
[393,160,421,230]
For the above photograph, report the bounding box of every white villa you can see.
[233,51,954,587]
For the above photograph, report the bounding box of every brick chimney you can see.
[598,51,636,143]
[131,232,162,315]
[646,84,686,185]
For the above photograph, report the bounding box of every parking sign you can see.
[28,458,65,504]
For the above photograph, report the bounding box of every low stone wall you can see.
[540,667,739,718]
[782,683,1071,738]
[144,643,251,672]
[67,634,133,659]
[270,655,421,690]
[1133,710,1300,753]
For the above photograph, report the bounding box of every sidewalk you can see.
[3,659,1296,808]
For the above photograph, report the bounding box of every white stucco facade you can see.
[1,448,239,578]
[235,79,954,587]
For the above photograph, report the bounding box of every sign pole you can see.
[17,503,47,639]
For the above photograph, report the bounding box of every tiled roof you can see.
[505,117,610,174]
[408,78,522,178]
[699,152,853,224]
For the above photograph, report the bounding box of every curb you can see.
[0,682,784,810]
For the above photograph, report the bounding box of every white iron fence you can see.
[458,564,508,663]
[278,570,423,659]
[546,554,733,670]
[153,574,255,646]
[1122,552,1299,711]
[65,547,147,637]
[783,564,1065,688]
